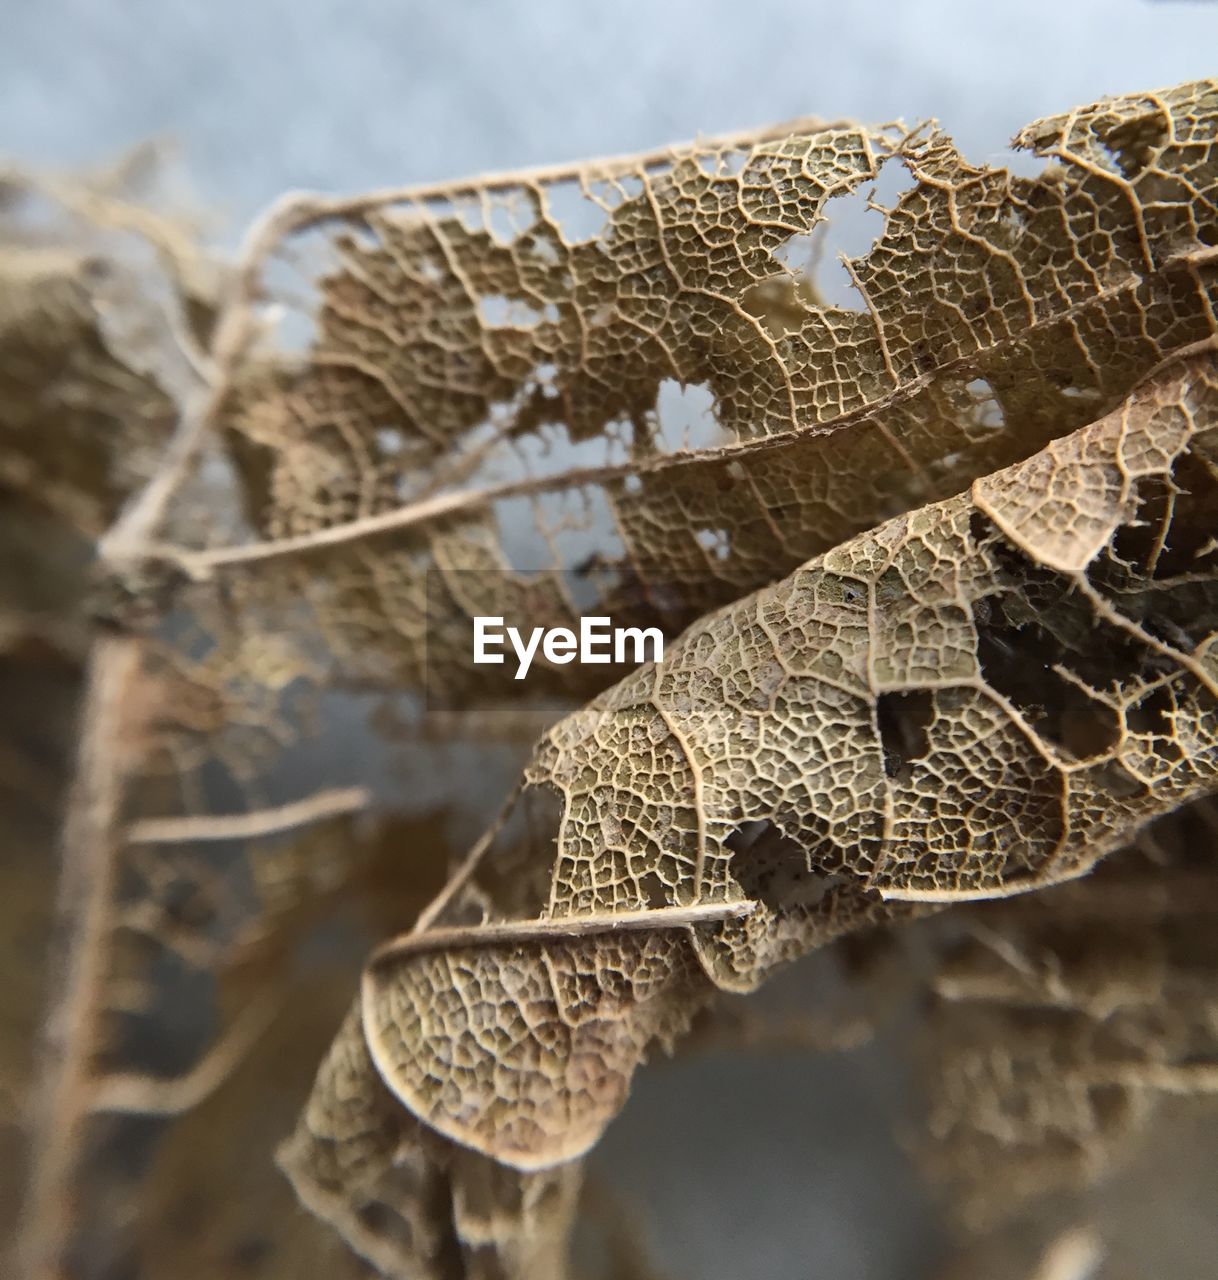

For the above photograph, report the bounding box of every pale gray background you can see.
[4,3,1216,1277]
[4,0,1218,231]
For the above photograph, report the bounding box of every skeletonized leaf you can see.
[279,1008,584,1280]
[341,345,1218,1194]
[21,82,1218,1280]
[153,82,1218,703]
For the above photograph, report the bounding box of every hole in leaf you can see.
[964,377,1006,432]
[1125,683,1185,765]
[541,181,612,243]
[652,379,719,452]
[1129,449,1218,582]
[875,690,935,781]
[975,603,1122,760]
[811,158,915,310]
[725,819,845,912]
[477,294,556,329]
[694,526,731,560]
[375,426,405,456]
[637,870,670,910]
[1100,109,1170,180]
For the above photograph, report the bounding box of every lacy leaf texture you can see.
[9,81,1218,1280]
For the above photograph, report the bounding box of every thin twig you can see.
[20,638,143,1278]
[125,785,369,844]
[369,899,758,966]
[88,989,281,1116]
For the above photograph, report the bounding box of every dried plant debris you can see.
[0,154,215,541]
[0,247,175,536]
[0,166,213,1277]
[287,345,1218,1273]
[9,82,1218,1280]
[0,158,219,662]
[154,81,1217,701]
[921,800,1218,1275]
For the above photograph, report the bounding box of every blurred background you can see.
[5,0,1218,234]
[4,3,1217,1278]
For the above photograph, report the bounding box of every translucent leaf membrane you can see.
[151,81,1218,702]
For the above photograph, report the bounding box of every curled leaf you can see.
[362,929,711,1169]
[299,346,1218,1239]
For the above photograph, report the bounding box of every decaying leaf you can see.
[0,167,217,1276]
[0,248,175,538]
[10,81,1218,1280]
[153,81,1218,703]
[287,343,1218,1273]
[278,1007,584,1280]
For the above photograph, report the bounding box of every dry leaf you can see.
[289,344,1218,1273]
[11,81,1218,1280]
